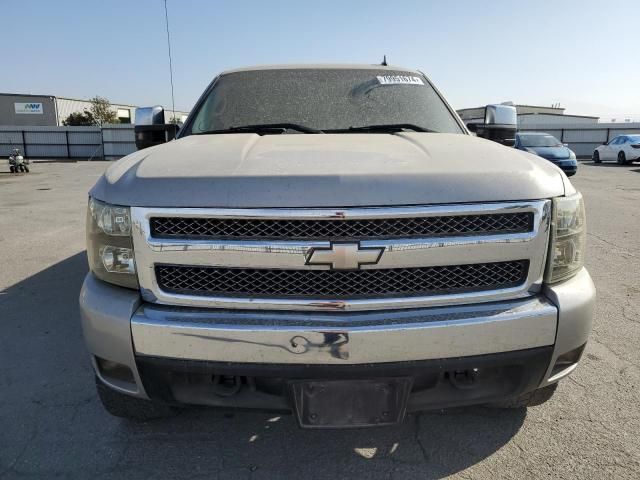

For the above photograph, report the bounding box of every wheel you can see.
[19,165,25,172]
[9,165,15,173]
[95,376,178,421]
[24,165,29,173]
[617,151,627,165]
[593,151,601,164]
[487,383,558,408]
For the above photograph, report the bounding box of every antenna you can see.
[164,0,176,123]
[381,55,388,66]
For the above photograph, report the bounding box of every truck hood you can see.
[91,133,566,208]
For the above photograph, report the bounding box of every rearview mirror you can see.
[134,106,179,150]
[466,104,517,147]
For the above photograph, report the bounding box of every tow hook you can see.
[211,375,243,397]
[449,368,479,390]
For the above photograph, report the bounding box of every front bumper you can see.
[549,159,578,175]
[79,268,595,405]
[137,347,554,414]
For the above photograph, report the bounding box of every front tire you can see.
[617,151,627,165]
[95,376,177,421]
[9,165,15,173]
[488,383,558,408]
[593,151,601,164]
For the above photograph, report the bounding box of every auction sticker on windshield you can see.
[376,75,424,86]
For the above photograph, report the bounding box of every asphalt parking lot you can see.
[1,160,639,479]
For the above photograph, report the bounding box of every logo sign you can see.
[306,242,384,270]
[15,102,43,115]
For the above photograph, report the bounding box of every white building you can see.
[55,97,189,126]
[0,92,189,127]
[457,104,599,127]
[55,97,138,125]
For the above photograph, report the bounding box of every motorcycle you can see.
[8,148,29,173]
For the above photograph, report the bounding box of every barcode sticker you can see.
[376,75,424,86]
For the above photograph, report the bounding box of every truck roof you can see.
[220,63,421,75]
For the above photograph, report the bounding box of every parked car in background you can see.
[515,132,577,176]
[593,135,640,165]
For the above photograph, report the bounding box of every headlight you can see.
[545,192,586,284]
[568,150,576,160]
[86,197,138,289]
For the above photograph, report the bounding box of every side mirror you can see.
[467,104,517,147]
[134,106,179,150]
[484,104,517,128]
[135,106,165,126]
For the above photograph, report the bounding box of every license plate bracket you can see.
[291,378,412,429]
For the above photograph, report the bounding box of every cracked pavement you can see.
[0,161,639,479]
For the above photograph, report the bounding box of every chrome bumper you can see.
[131,298,557,364]
[79,268,595,398]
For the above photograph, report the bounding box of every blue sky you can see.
[5,0,639,119]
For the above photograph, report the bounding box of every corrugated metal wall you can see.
[102,125,135,158]
[0,125,136,160]
[518,114,598,126]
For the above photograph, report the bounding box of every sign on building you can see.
[15,102,44,114]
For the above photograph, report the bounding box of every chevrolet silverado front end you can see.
[79,65,595,428]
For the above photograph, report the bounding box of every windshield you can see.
[627,135,640,143]
[518,134,562,147]
[183,68,463,135]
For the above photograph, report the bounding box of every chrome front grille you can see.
[150,212,533,240]
[156,261,529,299]
[131,201,551,311]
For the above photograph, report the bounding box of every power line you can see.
[164,0,176,122]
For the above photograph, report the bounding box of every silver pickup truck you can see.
[79,64,595,428]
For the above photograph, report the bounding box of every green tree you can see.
[62,110,96,126]
[89,96,119,125]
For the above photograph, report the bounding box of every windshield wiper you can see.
[326,124,435,133]
[194,123,323,135]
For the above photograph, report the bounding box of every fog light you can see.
[100,246,135,274]
[550,343,586,380]
[96,357,135,384]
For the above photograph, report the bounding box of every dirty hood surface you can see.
[92,133,566,208]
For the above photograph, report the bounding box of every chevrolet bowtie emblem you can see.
[305,242,385,270]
